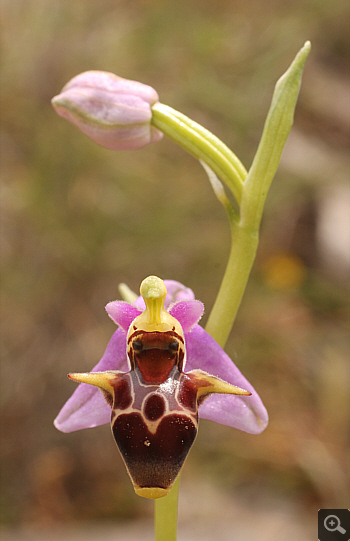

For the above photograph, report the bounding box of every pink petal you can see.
[185,326,268,434]
[105,301,141,332]
[169,300,204,332]
[106,294,203,334]
[54,328,128,433]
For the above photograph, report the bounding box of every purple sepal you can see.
[54,328,127,433]
[186,326,268,434]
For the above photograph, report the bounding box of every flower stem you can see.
[151,102,246,204]
[154,476,180,541]
[205,221,258,348]
[157,104,248,182]
[206,41,311,348]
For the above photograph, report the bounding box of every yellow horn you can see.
[188,369,251,400]
[68,371,117,395]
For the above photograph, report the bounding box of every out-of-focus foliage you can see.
[1,0,349,532]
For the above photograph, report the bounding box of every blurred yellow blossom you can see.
[262,253,306,290]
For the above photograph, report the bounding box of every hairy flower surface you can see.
[55,277,268,498]
[51,71,163,150]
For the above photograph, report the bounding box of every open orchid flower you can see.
[54,276,268,499]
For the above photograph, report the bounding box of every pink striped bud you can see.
[52,71,163,150]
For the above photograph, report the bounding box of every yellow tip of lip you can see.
[134,486,171,499]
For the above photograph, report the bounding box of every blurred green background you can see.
[1,0,349,539]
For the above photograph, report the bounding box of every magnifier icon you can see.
[324,514,346,534]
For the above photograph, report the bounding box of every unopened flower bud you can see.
[51,71,163,150]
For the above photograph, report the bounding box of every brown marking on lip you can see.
[177,376,197,413]
[144,393,166,421]
[113,376,133,410]
[112,412,197,490]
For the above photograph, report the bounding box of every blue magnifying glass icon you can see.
[324,515,346,534]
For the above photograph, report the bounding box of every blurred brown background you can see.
[1,1,349,540]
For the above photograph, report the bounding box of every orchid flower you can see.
[55,276,268,499]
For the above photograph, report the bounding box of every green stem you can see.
[151,102,245,204]
[159,104,247,181]
[206,41,311,347]
[154,476,180,541]
[205,221,258,347]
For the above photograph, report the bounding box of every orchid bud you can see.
[51,71,163,150]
